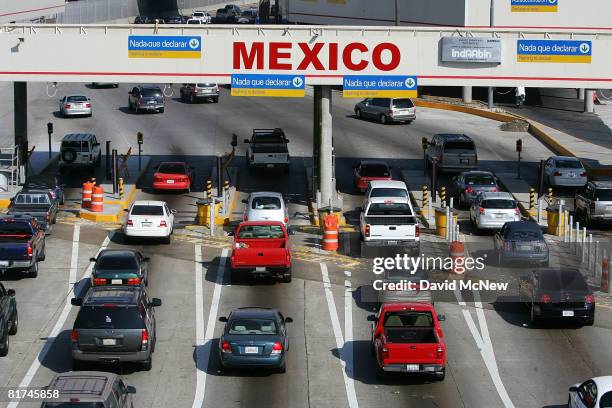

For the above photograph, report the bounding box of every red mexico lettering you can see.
[269,42,292,70]
[328,43,338,71]
[297,43,325,70]
[233,42,264,69]
[342,43,369,71]
[372,43,401,71]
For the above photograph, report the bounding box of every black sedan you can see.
[451,170,499,208]
[90,249,149,287]
[494,221,549,266]
[218,307,293,373]
[519,268,595,326]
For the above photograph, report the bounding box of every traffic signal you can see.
[516,139,522,153]
[137,132,143,145]
[422,137,429,150]
[231,133,238,148]
[47,122,53,134]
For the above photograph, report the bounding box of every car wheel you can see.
[583,317,595,326]
[405,120,413,125]
[497,251,503,266]
[190,94,195,104]
[230,268,242,284]
[141,358,152,371]
[163,235,171,245]
[277,361,286,374]
[8,311,18,335]
[283,166,290,175]
[434,369,446,381]
[529,303,539,325]
[0,332,9,357]
[280,269,292,283]
[213,97,219,103]
[159,107,165,113]
[38,245,46,261]
[28,261,38,278]
[379,114,388,125]
[375,364,386,379]
[72,358,85,371]
[355,109,362,119]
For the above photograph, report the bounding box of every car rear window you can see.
[384,267,428,281]
[555,159,583,169]
[465,175,495,185]
[253,134,284,143]
[14,193,50,205]
[98,256,138,270]
[130,205,164,216]
[360,164,390,177]
[539,271,588,291]
[0,222,32,235]
[444,140,475,152]
[197,83,216,87]
[368,202,413,216]
[62,141,89,151]
[370,188,408,198]
[228,318,278,335]
[251,197,282,210]
[392,99,414,108]
[481,199,516,209]
[506,229,543,240]
[140,88,162,97]
[383,311,433,328]
[237,225,284,239]
[595,189,612,201]
[66,96,88,102]
[158,163,186,174]
[74,307,145,329]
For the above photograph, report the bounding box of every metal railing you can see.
[0,145,21,193]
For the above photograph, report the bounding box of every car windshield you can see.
[131,205,164,216]
[228,318,278,335]
[251,197,282,210]
[481,199,515,209]
[253,134,284,143]
[0,222,31,235]
[506,229,542,240]
[193,12,204,16]
[444,140,475,152]
[74,307,144,329]
[465,175,495,185]
[14,193,50,205]
[368,202,413,216]
[140,88,161,97]
[66,96,88,102]
[62,141,89,152]
[555,159,583,169]
[360,164,390,177]
[392,99,414,108]
[43,404,104,408]
[370,188,408,198]
[539,270,588,291]
[237,225,284,239]
[383,311,433,327]
[384,267,428,281]
[158,163,186,174]
[595,189,612,201]
[98,255,138,270]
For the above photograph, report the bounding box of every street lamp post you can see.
[395,0,400,26]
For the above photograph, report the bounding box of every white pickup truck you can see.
[360,197,420,254]
[244,128,290,174]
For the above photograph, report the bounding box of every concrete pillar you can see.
[585,89,595,113]
[14,82,28,166]
[312,86,322,197]
[462,86,473,103]
[578,88,585,100]
[319,85,333,208]
[487,87,494,109]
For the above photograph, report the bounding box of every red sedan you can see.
[153,162,194,192]
[353,160,393,192]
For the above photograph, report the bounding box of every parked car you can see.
[24,174,65,205]
[425,134,478,173]
[191,10,211,23]
[238,9,258,24]
[0,216,45,278]
[59,95,92,118]
[469,192,520,232]
[245,128,290,173]
[59,133,102,173]
[179,83,220,103]
[91,249,150,287]
[360,197,419,255]
[152,162,194,193]
[0,283,17,357]
[213,8,232,23]
[544,156,588,187]
[163,15,188,24]
[230,221,292,283]
[354,98,416,124]
[8,190,58,233]
[452,170,499,208]
[376,266,433,305]
[494,221,549,266]
[218,307,292,373]
[91,82,119,88]
[568,377,612,408]
[70,285,161,371]
[519,268,594,326]
[364,180,408,202]
[187,18,205,24]
[41,372,136,408]
[243,192,288,227]
[574,181,612,227]
[369,303,446,380]
[353,160,392,193]
[134,15,151,24]
[123,201,175,244]
[128,85,165,113]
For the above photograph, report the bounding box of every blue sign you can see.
[231,74,305,97]
[511,0,558,12]
[342,75,418,98]
[128,36,201,59]
[517,40,592,63]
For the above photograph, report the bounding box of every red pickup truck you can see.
[369,302,446,380]
[230,221,292,283]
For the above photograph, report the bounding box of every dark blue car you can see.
[218,307,293,373]
[494,221,549,266]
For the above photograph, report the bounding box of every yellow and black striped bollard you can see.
[206,180,213,199]
[547,187,553,204]
[119,178,124,199]
[440,186,447,206]
[421,186,429,216]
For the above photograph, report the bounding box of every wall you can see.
[0,0,64,24]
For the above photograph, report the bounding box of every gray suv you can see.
[41,372,136,408]
[574,181,612,227]
[59,133,102,173]
[354,97,416,124]
[425,134,478,173]
[70,286,161,371]
[128,85,165,113]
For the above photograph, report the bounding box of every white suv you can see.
[59,133,102,173]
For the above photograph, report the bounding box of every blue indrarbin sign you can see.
[128,36,201,59]
[517,40,592,63]
[342,76,418,98]
[231,74,306,97]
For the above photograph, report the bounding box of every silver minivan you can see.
[354,98,416,124]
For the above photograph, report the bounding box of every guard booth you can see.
[258,0,286,23]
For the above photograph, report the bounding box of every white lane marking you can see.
[344,279,355,385]
[8,225,80,408]
[320,263,359,408]
[192,247,227,408]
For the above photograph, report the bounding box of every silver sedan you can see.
[59,95,92,118]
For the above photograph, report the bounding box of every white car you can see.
[544,156,588,187]
[470,192,520,231]
[568,376,612,408]
[59,95,92,117]
[191,10,211,23]
[243,192,288,227]
[124,201,175,244]
[363,180,409,208]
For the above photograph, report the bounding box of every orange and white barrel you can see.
[82,181,93,209]
[322,214,339,251]
[90,185,104,213]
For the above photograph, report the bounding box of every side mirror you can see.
[171,209,177,214]
[219,316,228,322]
[569,386,578,393]
[285,317,293,323]
[151,298,162,307]
[7,289,15,296]
[89,257,97,262]
[71,298,83,306]
[243,139,250,144]
[143,257,151,262]
[287,229,295,236]
[437,314,446,322]
[124,208,129,212]
[241,199,248,204]
[126,386,137,394]
[227,231,235,237]
[285,139,290,143]
[367,314,377,322]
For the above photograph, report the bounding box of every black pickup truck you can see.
[0,217,46,278]
[0,283,18,356]
[8,189,58,233]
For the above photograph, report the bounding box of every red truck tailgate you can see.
[232,239,288,267]
[382,329,443,364]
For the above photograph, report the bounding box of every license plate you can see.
[567,173,575,178]
[148,101,155,104]
[244,346,259,354]
[102,339,117,346]
[460,159,469,164]
[520,245,533,250]
[266,164,274,168]
[406,364,419,372]
[0,261,9,267]
[563,310,575,317]
[494,214,505,218]
[166,179,175,184]
[255,267,266,272]
[142,222,152,227]
[111,279,122,285]
[387,241,398,245]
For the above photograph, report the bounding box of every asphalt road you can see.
[0,82,611,408]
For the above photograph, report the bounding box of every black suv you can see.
[127,85,165,113]
[0,283,17,357]
[70,286,161,371]
[41,372,136,408]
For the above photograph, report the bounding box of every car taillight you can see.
[491,187,498,192]
[284,216,288,224]
[382,347,389,360]
[92,278,107,285]
[465,187,474,194]
[479,208,486,214]
[71,329,78,342]
[415,225,420,237]
[553,171,561,177]
[585,294,595,304]
[221,340,232,354]
[437,346,444,359]
[127,219,133,226]
[580,172,587,177]
[160,220,167,227]
[271,341,283,355]
[85,103,91,108]
[27,244,32,258]
[539,294,551,304]
[64,104,71,109]
[154,176,163,182]
[141,329,149,350]
[127,278,141,285]
[243,213,248,221]
[365,224,371,238]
